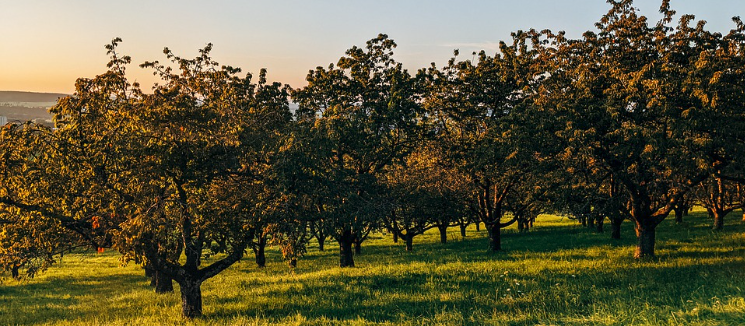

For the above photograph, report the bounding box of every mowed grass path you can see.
[1,209,744,325]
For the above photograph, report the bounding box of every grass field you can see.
[1,208,744,325]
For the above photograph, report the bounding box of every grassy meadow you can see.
[1,208,744,325]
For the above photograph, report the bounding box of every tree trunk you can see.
[487,223,501,251]
[11,264,20,279]
[392,231,399,243]
[353,238,362,255]
[438,225,448,244]
[339,238,354,267]
[595,216,604,233]
[713,212,724,230]
[580,216,587,227]
[475,222,480,231]
[674,208,684,224]
[404,234,413,251]
[289,258,297,268]
[145,264,156,287]
[339,228,355,267]
[254,238,266,268]
[587,216,595,229]
[317,236,325,251]
[634,223,656,259]
[517,219,525,232]
[611,217,623,240]
[178,278,203,319]
[460,224,467,238]
[154,270,174,294]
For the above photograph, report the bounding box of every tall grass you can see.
[1,208,743,325]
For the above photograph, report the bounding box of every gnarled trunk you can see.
[178,278,203,319]
[437,225,448,244]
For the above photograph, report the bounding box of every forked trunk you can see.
[154,270,174,293]
[438,225,448,244]
[179,278,203,319]
[611,217,623,240]
[634,223,656,259]
[487,223,501,251]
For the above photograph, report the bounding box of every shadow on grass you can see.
[0,273,151,325]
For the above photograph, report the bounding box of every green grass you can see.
[2,208,744,325]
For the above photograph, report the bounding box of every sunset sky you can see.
[2,0,744,94]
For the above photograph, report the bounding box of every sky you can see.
[2,0,744,94]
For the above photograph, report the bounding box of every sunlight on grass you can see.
[1,210,743,325]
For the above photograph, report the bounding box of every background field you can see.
[1,209,744,325]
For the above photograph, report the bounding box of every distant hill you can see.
[0,91,68,103]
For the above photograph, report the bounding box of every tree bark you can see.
[154,270,174,293]
[317,236,325,251]
[438,225,448,244]
[487,223,501,251]
[353,238,362,254]
[253,236,266,268]
[587,216,595,229]
[475,222,480,231]
[517,219,525,232]
[392,231,399,243]
[674,207,684,224]
[713,212,724,230]
[610,217,623,240]
[178,278,203,319]
[339,229,355,267]
[459,224,467,238]
[11,264,20,279]
[595,216,604,233]
[404,234,414,251]
[634,223,656,259]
